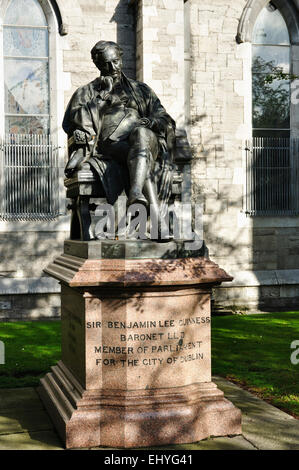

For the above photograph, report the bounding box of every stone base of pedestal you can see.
[39,240,241,449]
[39,361,241,449]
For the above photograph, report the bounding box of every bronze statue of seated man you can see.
[63,40,176,215]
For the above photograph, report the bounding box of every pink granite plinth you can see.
[39,253,241,448]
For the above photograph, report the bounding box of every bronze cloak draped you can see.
[62,73,176,205]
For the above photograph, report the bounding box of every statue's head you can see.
[91,41,123,83]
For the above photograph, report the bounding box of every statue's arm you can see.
[63,85,105,177]
[140,84,175,139]
[63,86,97,138]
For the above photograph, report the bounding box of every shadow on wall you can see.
[191,129,299,313]
[188,115,261,314]
[110,0,136,80]
[188,115,245,274]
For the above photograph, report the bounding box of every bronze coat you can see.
[63,73,176,204]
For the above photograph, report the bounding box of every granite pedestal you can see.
[39,240,241,448]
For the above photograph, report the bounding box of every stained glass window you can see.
[4,28,49,57]
[4,0,50,134]
[4,0,47,27]
[1,0,59,221]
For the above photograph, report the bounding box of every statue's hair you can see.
[91,41,123,62]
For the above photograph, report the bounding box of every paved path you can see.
[0,377,298,450]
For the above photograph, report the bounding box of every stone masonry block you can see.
[205,196,226,215]
[208,18,224,33]
[197,24,209,36]
[222,17,240,33]
[218,39,236,54]
[195,71,214,84]
[206,54,227,71]
[221,67,243,81]
[162,0,182,10]
[218,183,243,200]
[196,3,228,17]
[198,37,218,53]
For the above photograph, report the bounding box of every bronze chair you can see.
[64,130,192,241]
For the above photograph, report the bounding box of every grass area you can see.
[0,314,299,419]
[0,321,61,388]
[211,312,299,418]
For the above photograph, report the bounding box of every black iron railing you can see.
[245,137,299,216]
[0,134,59,220]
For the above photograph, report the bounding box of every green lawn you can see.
[211,312,299,418]
[0,321,61,388]
[0,314,299,419]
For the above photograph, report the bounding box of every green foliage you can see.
[212,312,299,417]
[252,56,291,129]
[264,70,299,84]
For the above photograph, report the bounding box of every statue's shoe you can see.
[127,191,148,207]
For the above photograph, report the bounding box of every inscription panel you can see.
[85,289,211,390]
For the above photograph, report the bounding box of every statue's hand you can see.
[139,118,151,128]
[99,90,111,101]
[98,76,114,101]
[64,148,85,178]
[158,160,173,202]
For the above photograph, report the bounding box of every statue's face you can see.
[95,46,123,83]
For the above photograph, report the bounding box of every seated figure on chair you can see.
[63,40,176,227]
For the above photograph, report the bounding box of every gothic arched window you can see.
[252,3,291,138]
[4,0,50,135]
[246,2,299,216]
[0,0,59,220]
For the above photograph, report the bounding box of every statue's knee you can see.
[78,161,91,171]
[130,126,153,143]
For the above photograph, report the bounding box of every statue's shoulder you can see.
[125,77,155,97]
[128,77,148,89]
[71,77,101,102]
